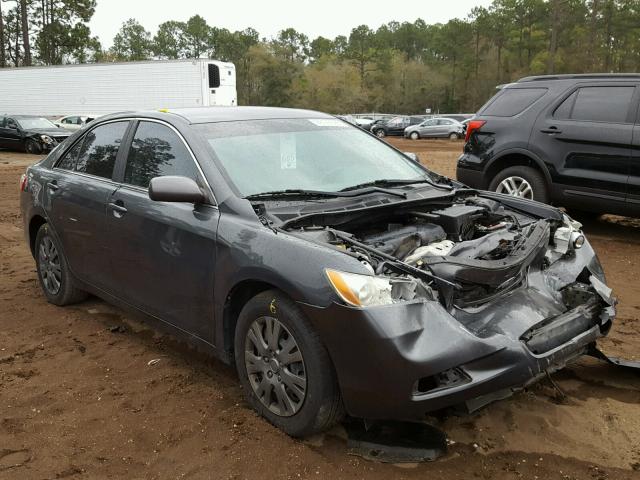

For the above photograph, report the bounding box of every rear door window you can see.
[74,121,129,179]
[555,86,635,124]
[123,121,199,188]
[481,88,547,117]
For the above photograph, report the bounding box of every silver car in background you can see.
[404,117,464,140]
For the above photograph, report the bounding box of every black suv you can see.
[457,74,640,217]
[371,115,425,138]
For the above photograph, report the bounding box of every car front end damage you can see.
[279,192,615,420]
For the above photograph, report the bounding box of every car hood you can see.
[24,128,70,137]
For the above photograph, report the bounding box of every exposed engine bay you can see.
[283,194,585,309]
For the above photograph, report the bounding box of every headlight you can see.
[325,269,421,307]
[40,135,53,144]
[553,214,584,254]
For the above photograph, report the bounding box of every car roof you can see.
[517,73,640,84]
[3,114,47,118]
[128,106,335,125]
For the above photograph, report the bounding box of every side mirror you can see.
[148,175,206,204]
[403,152,420,163]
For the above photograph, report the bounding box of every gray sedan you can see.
[405,117,464,140]
[20,107,615,438]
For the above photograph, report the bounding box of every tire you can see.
[24,138,42,155]
[374,129,386,138]
[34,223,87,306]
[488,166,549,204]
[234,290,343,437]
[409,131,420,140]
[449,132,459,140]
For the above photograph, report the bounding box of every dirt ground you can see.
[1,140,639,479]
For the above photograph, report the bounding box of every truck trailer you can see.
[0,59,237,117]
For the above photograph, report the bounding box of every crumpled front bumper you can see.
[299,240,615,421]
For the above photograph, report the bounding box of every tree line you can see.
[1,0,639,113]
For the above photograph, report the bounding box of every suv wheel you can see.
[374,129,386,138]
[489,166,549,203]
[234,290,343,437]
[35,223,87,305]
[409,131,419,140]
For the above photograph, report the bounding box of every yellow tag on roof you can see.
[158,108,169,113]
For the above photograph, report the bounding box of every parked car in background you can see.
[21,107,615,438]
[335,115,372,130]
[440,113,475,123]
[371,115,425,137]
[404,117,464,140]
[457,74,640,217]
[55,114,100,131]
[0,115,70,153]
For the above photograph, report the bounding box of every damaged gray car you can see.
[20,107,616,438]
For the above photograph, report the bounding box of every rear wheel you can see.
[489,166,549,203]
[234,290,343,437]
[449,132,459,140]
[35,224,87,305]
[374,129,386,138]
[410,131,420,140]
[24,139,42,154]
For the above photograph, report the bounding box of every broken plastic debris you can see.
[345,421,447,463]
[147,359,161,366]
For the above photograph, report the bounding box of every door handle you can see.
[47,181,59,192]
[108,202,128,214]
[540,126,562,134]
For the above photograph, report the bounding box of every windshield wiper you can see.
[339,178,442,192]
[246,187,407,200]
[245,189,344,200]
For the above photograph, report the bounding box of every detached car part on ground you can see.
[20,107,616,438]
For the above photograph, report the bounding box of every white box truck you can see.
[0,59,237,116]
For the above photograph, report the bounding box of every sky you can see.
[90,0,493,48]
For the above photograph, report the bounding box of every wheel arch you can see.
[28,214,48,258]
[221,279,284,361]
[485,149,552,188]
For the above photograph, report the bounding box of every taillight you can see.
[20,173,28,192]
[464,120,486,143]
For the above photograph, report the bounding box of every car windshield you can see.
[17,117,58,129]
[195,118,429,197]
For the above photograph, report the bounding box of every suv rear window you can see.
[554,86,635,123]
[481,88,547,117]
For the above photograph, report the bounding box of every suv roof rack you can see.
[518,73,640,82]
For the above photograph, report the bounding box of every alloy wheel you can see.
[244,316,307,417]
[38,236,62,294]
[375,130,385,138]
[410,132,419,140]
[496,176,534,199]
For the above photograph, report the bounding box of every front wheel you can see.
[374,129,386,138]
[234,290,343,437]
[34,223,87,305]
[25,139,42,154]
[409,131,420,140]
[449,132,459,140]
[488,166,549,203]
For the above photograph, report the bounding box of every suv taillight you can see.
[464,120,486,143]
[20,173,28,192]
